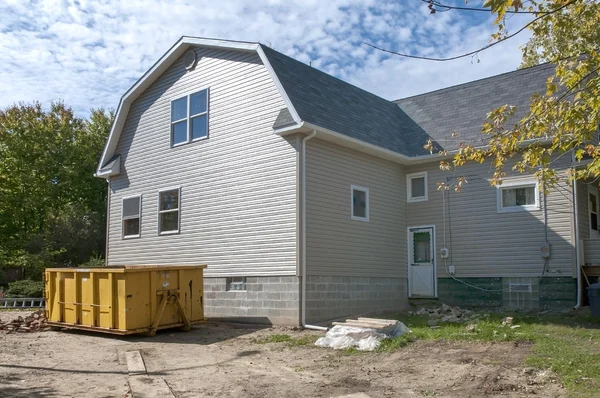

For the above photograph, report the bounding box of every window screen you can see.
[122,196,141,238]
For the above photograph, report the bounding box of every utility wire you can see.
[420,0,550,14]
[364,0,580,62]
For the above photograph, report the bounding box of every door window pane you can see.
[413,232,431,263]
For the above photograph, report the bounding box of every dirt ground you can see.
[0,311,565,398]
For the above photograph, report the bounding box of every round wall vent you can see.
[183,50,197,70]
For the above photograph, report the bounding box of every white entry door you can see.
[408,226,436,297]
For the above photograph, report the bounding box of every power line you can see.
[364,0,580,62]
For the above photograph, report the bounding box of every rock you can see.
[510,325,521,329]
[427,319,438,326]
[465,324,477,332]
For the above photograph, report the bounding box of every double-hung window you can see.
[497,179,540,213]
[171,89,209,146]
[122,195,141,238]
[158,188,181,234]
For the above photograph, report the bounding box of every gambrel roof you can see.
[97,36,550,175]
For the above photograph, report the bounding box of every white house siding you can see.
[405,156,575,279]
[107,47,298,278]
[304,139,407,321]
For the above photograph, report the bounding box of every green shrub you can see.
[6,279,44,297]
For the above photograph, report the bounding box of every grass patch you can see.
[379,310,600,397]
[254,333,320,347]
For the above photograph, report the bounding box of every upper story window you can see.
[407,172,428,202]
[122,195,141,239]
[158,188,181,234]
[351,185,369,222]
[171,89,209,146]
[497,179,540,213]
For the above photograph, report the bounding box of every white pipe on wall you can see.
[573,177,582,310]
[300,130,327,331]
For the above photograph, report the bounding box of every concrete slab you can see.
[125,350,147,376]
[129,376,175,398]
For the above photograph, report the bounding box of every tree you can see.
[0,102,113,280]
[371,0,600,189]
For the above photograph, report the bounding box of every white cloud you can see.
[0,0,532,116]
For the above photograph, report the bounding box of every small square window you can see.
[122,195,141,238]
[407,172,428,202]
[351,185,369,221]
[227,277,247,291]
[158,188,180,234]
[497,180,539,213]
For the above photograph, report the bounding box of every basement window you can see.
[351,185,369,222]
[509,283,532,293]
[122,195,141,239]
[497,180,539,213]
[171,89,209,146]
[158,188,180,234]
[227,277,247,291]
[407,172,428,202]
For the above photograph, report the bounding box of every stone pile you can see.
[0,310,49,333]
[409,304,484,326]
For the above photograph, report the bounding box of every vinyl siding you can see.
[305,139,406,277]
[577,180,590,240]
[107,47,298,277]
[406,157,574,278]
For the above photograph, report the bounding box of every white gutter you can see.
[573,176,582,310]
[300,130,327,331]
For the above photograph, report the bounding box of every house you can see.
[96,37,587,326]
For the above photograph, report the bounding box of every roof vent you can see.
[183,50,197,70]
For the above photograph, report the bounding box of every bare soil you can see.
[0,311,565,398]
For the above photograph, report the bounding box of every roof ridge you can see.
[394,62,554,103]
[181,35,259,45]
[259,44,398,108]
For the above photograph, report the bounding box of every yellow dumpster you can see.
[44,265,206,336]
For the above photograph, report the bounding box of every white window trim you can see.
[407,171,428,203]
[122,194,142,239]
[496,178,540,213]
[157,187,181,235]
[350,185,370,222]
[170,88,210,147]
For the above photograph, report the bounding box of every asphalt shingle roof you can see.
[261,44,433,157]
[395,63,555,152]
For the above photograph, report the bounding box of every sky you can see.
[0,0,532,117]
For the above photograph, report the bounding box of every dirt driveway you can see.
[0,311,565,398]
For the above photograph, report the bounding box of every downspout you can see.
[300,130,327,331]
[573,176,582,310]
[105,177,111,267]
